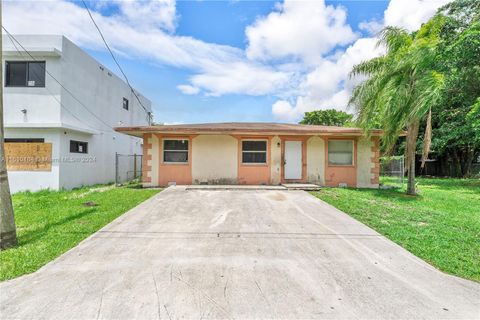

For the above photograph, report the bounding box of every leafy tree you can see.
[349,18,445,195]
[427,1,480,176]
[300,109,353,126]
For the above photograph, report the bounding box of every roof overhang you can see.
[114,125,384,138]
[3,47,62,57]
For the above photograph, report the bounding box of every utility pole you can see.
[0,0,18,250]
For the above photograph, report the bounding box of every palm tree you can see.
[349,18,445,195]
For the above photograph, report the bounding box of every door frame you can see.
[280,136,308,183]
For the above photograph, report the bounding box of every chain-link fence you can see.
[115,153,142,185]
[380,155,404,188]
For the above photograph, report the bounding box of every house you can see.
[3,35,152,193]
[115,123,381,188]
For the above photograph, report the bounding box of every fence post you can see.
[133,153,137,179]
[115,152,118,186]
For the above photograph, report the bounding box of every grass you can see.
[0,184,160,281]
[311,177,480,282]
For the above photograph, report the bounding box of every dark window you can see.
[70,140,88,154]
[163,139,188,163]
[6,61,46,87]
[242,140,267,164]
[4,138,45,143]
[123,98,129,110]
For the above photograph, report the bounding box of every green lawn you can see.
[0,184,160,281]
[311,178,480,282]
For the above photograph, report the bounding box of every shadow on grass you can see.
[18,208,98,247]
[125,184,143,189]
[417,178,480,193]
[338,187,423,203]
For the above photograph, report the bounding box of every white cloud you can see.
[384,0,450,31]
[272,37,382,121]
[272,0,451,121]
[176,85,200,95]
[4,0,453,122]
[245,0,358,64]
[187,62,293,97]
[4,0,289,97]
[359,20,383,35]
[114,0,178,32]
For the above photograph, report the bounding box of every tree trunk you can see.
[0,0,18,250]
[460,148,474,177]
[406,120,420,195]
[451,150,462,177]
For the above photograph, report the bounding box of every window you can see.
[163,139,188,163]
[123,98,129,110]
[328,140,354,166]
[70,140,88,154]
[6,61,46,87]
[242,140,267,164]
[4,138,44,143]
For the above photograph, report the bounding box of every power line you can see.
[4,32,107,134]
[2,27,114,133]
[80,0,152,125]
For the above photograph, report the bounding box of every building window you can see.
[70,140,88,154]
[123,98,129,110]
[328,140,354,166]
[6,61,46,87]
[163,139,188,163]
[242,140,267,164]
[4,138,45,143]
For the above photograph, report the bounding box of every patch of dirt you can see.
[67,185,115,199]
[268,192,287,201]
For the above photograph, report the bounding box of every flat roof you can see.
[115,122,383,137]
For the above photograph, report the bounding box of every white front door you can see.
[284,141,302,180]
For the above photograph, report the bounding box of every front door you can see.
[284,141,302,180]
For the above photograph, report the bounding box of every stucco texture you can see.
[270,136,282,185]
[306,136,325,185]
[356,137,377,188]
[192,135,238,184]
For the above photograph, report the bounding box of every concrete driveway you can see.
[1,187,479,319]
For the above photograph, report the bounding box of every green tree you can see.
[349,18,445,195]
[299,109,353,126]
[428,1,480,176]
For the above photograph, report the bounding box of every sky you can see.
[4,0,450,124]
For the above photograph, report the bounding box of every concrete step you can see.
[184,185,287,191]
[281,183,321,191]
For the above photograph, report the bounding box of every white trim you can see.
[328,139,355,166]
[241,139,268,165]
[162,138,189,164]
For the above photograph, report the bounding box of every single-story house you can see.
[115,122,381,188]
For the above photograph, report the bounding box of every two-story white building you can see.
[3,35,152,193]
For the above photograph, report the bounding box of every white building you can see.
[3,35,152,193]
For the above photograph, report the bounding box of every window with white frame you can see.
[163,139,188,163]
[328,140,354,166]
[242,140,267,164]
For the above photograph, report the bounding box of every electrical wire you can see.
[80,0,152,125]
[3,30,112,134]
[3,26,115,133]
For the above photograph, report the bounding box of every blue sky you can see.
[5,0,448,124]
